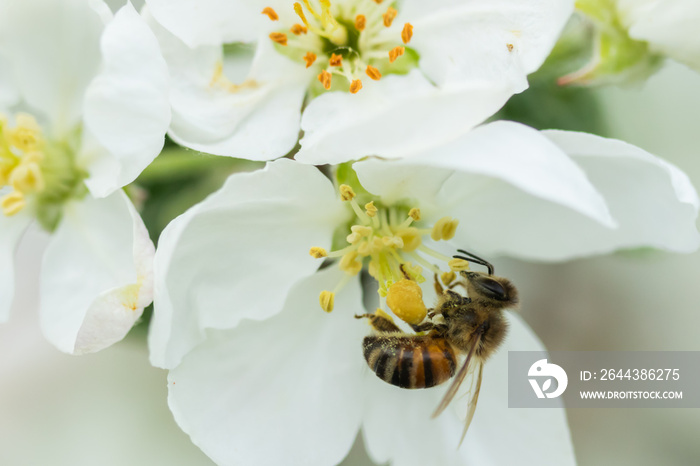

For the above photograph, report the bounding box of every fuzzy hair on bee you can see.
[356,249,519,446]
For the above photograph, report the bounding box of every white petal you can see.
[82,3,171,197]
[620,0,700,71]
[296,71,514,164]
[145,0,287,47]
[401,0,574,86]
[0,0,108,134]
[542,129,700,253]
[0,211,32,323]
[461,313,576,465]
[168,267,366,466]
[354,120,615,227]
[149,159,349,369]
[39,191,154,355]
[146,11,308,160]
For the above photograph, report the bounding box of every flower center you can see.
[311,184,468,319]
[262,0,414,93]
[0,113,86,230]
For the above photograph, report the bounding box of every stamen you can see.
[302,0,321,20]
[294,2,310,26]
[339,184,356,201]
[401,23,413,44]
[309,247,328,258]
[408,208,421,221]
[389,46,405,63]
[9,161,44,193]
[355,14,366,31]
[365,201,378,217]
[386,279,427,325]
[1,191,25,216]
[269,32,288,46]
[430,216,459,241]
[261,7,279,21]
[290,24,308,35]
[448,258,470,271]
[329,53,343,66]
[395,227,421,252]
[382,7,397,27]
[507,43,514,52]
[349,79,363,94]
[304,51,317,68]
[339,250,363,274]
[319,291,335,312]
[365,65,382,80]
[318,69,332,90]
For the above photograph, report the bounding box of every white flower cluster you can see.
[1,0,699,465]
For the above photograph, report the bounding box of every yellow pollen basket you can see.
[263,1,415,94]
[311,181,466,316]
[0,113,46,216]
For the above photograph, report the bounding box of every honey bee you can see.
[356,250,519,444]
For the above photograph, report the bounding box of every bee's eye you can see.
[477,278,507,300]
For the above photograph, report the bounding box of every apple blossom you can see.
[149,121,698,465]
[144,0,573,162]
[0,0,170,354]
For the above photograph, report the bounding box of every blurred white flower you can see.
[0,0,170,354]
[149,121,698,465]
[143,0,573,162]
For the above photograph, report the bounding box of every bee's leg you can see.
[355,313,402,333]
[410,321,436,333]
[433,274,445,296]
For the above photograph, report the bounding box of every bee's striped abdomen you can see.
[363,335,457,389]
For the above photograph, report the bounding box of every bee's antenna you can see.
[454,250,494,275]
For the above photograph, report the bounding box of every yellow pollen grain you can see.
[339,184,356,201]
[261,7,279,21]
[386,279,427,325]
[365,201,378,217]
[319,291,335,312]
[303,51,317,68]
[408,208,421,221]
[441,271,456,286]
[365,65,381,81]
[383,7,397,27]
[329,53,343,67]
[448,258,470,272]
[431,216,459,241]
[318,69,332,90]
[389,46,405,63]
[309,247,328,258]
[1,190,25,216]
[395,227,421,252]
[350,79,363,94]
[355,14,366,31]
[269,32,288,46]
[402,23,413,44]
[290,23,308,35]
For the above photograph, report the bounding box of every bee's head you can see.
[462,271,519,308]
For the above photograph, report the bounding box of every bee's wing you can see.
[458,360,483,446]
[431,333,481,419]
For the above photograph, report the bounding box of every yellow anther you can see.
[261,7,279,21]
[349,79,363,94]
[365,65,382,81]
[9,162,44,193]
[369,236,384,253]
[355,14,366,31]
[375,308,394,323]
[7,114,41,152]
[357,241,372,255]
[441,271,456,287]
[329,53,343,67]
[383,7,397,27]
[373,0,384,3]
[382,235,403,248]
[431,216,459,241]
[319,0,340,31]
[309,247,328,258]
[401,23,413,44]
[386,279,427,325]
[448,258,470,272]
[395,227,421,252]
[303,51,317,68]
[351,225,373,237]
[365,201,378,217]
[318,69,332,90]
[368,261,379,278]
[408,208,421,221]
[339,184,356,201]
[507,43,514,52]
[319,291,335,312]
[389,46,405,63]
[339,251,362,275]
[290,24,308,35]
[269,32,288,46]
[1,190,25,216]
